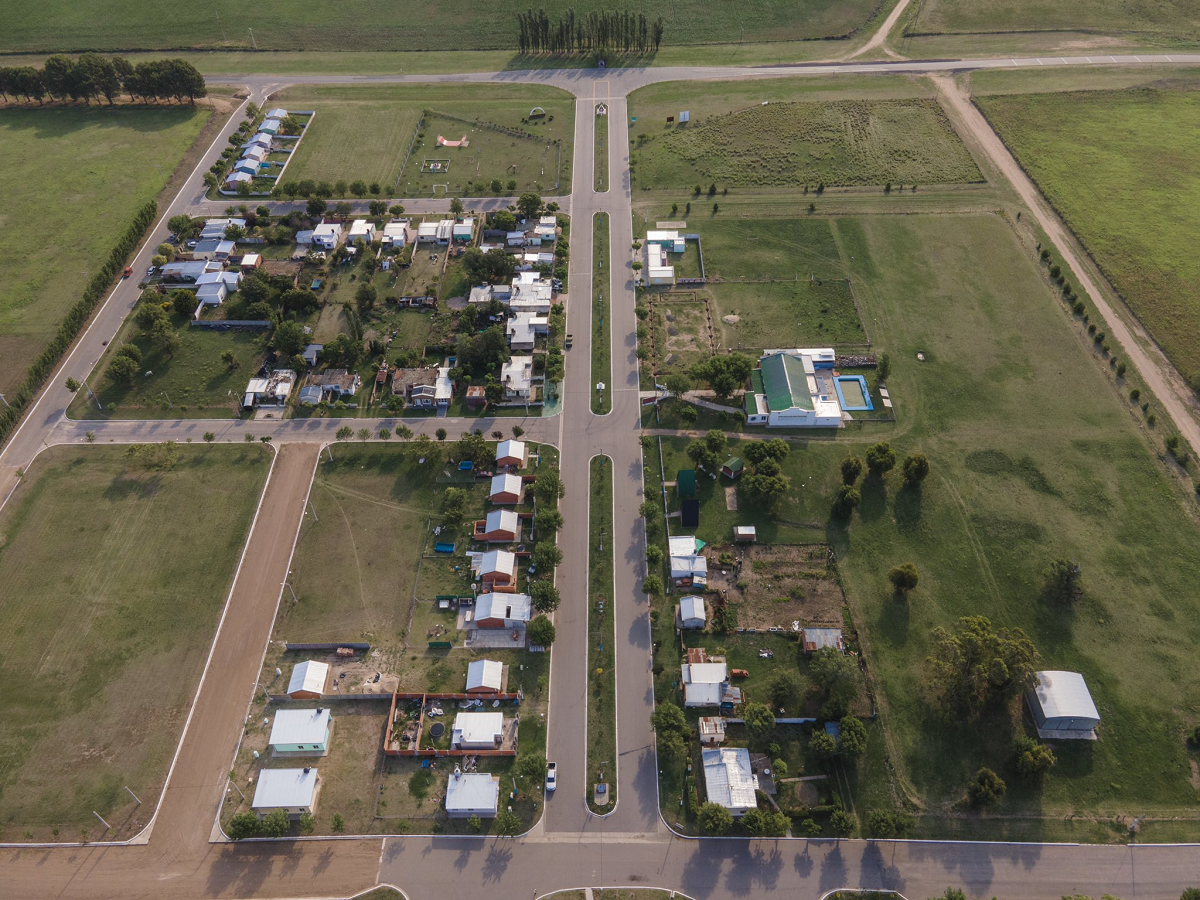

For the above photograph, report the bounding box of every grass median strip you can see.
[592,213,612,414]
[586,455,616,814]
[594,108,608,192]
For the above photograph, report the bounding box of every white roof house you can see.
[702,747,758,816]
[682,661,729,707]
[507,312,549,350]
[348,219,375,243]
[243,369,296,407]
[466,659,504,693]
[269,708,332,751]
[679,595,707,629]
[233,158,261,175]
[260,117,283,134]
[445,770,500,817]
[478,549,516,586]
[287,660,329,698]
[490,473,524,503]
[252,768,320,816]
[1028,671,1101,739]
[501,356,534,399]
[646,243,675,285]
[312,222,343,250]
[195,282,227,310]
[669,535,708,586]
[381,221,410,246]
[453,218,475,241]
[225,171,253,187]
[474,592,532,625]
[482,508,519,536]
[266,108,288,119]
[496,439,528,466]
[451,712,505,749]
[241,145,268,163]
[416,221,440,242]
[436,219,455,242]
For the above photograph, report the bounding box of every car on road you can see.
[545,761,557,791]
[122,266,132,278]
[564,334,573,348]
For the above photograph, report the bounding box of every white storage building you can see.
[1027,670,1101,739]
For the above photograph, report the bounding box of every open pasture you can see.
[908,0,1199,41]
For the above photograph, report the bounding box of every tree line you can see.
[516,8,664,54]
[0,54,206,105]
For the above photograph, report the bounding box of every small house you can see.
[445,769,499,818]
[743,349,843,428]
[266,107,288,120]
[199,217,245,240]
[251,768,320,819]
[259,118,283,135]
[734,525,757,543]
[269,708,333,754]
[416,222,440,243]
[450,712,505,750]
[392,367,452,408]
[506,231,526,247]
[702,747,758,817]
[435,220,454,243]
[241,145,268,164]
[479,550,517,589]
[668,535,707,588]
[800,627,845,654]
[721,457,744,480]
[495,439,528,469]
[465,659,504,694]
[489,473,524,505]
[676,469,696,499]
[453,219,475,242]
[381,221,410,247]
[473,591,532,628]
[678,595,707,630]
[465,385,487,408]
[698,716,726,745]
[506,312,549,351]
[194,281,227,310]
[242,369,296,408]
[241,135,272,152]
[287,660,329,699]
[348,219,375,244]
[298,385,323,406]
[224,171,253,188]
[233,158,261,176]
[311,222,343,250]
[239,253,262,270]
[160,260,219,284]
[1027,670,1101,739]
[192,239,236,261]
[301,344,322,367]
[681,653,729,708]
[501,356,534,400]
[310,368,360,399]
[475,509,519,543]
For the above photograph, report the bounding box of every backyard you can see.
[277,85,576,197]
[0,444,270,842]
[975,84,1200,385]
[0,105,211,396]
[647,211,1200,841]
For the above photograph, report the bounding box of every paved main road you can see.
[3,50,1200,900]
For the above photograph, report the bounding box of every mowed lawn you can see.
[0,444,270,841]
[629,77,981,192]
[977,88,1200,384]
[0,106,210,396]
[0,0,878,53]
[277,84,576,195]
[661,214,1200,837]
[910,0,1199,39]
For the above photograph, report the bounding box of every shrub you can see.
[1013,735,1056,781]
[1116,362,1127,378]
[698,802,733,835]
[331,813,345,833]
[831,484,861,519]
[840,455,864,486]
[227,812,261,840]
[1129,388,1141,402]
[865,441,896,478]
[966,767,1006,807]
[866,809,911,838]
[1043,558,1081,603]
[829,808,855,836]
[888,562,919,595]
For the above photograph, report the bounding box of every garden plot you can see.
[705,543,846,632]
[649,296,713,379]
[632,99,982,192]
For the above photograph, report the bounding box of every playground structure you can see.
[437,135,470,148]
[421,158,451,173]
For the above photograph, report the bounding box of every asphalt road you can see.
[2,49,1200,900]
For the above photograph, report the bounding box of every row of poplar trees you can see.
[516,8,665,54]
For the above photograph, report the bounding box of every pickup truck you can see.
[545,761,557,791]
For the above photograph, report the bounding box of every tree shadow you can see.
[894,483,922,533]
[858,477,888,523]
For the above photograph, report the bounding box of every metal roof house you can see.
[451,712,506,749]
[466,659,504,694]
[252,767,320,818]
[474,592,532,628]
[678,595,707,630]
[702,747,758,816]
[682,659,729,708]
[287,660,329,699]
[489,473,524,505]
[312,222,343,250]
[496,439,528,468]
[800,627,845,654]
[478,550,517,589]
[445,769,499,817]
[669,535,707,587]
[269,708,333,754]
[744,349,843,428]
[475,508,520,543]
[1027,670,1101,739]
[698,716,726,745]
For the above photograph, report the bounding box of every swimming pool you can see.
[833,375,874,411]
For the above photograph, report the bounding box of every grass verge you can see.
[586,456,616,814]
[592,213,612,414]
[594,108,608,192]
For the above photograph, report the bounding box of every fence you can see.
[189,319,271,330]
[284,641,371,652]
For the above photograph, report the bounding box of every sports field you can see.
[277,85,575,196]
[0,106,210,396]
[0,0,879,53]
[909,0,1199,40]
[0,444,270,842]
[629,78,980,193]
[976,87,1200,384]
[650,213,1200,840]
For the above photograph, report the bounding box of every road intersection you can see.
[2,50,1200,900]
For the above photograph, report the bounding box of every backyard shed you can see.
[800,627,845,654]
[466,659,504,693]
[287,660,329,699]
[451,712,506,749]
[734,525,757,543]
[702,747,758,816]
[268,708,333,754]
[698,716,726,745]
[721,458,744,479]
[1027,670,1101,739]
[678,595,707,630]
[251,768,320,818]
[445,769,499,817]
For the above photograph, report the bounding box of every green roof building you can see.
[743,349,842,428]
[677,469,697,498]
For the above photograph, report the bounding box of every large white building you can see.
[702,747,758,816]
[743,349,843,428]
[1027,670,1101,739]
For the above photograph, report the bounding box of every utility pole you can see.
[124,786,142,806]
[308,499,318,522]
[93,811,111,832]
[216,12,226,42]
[82,380,102,411]
[248,28,258,50]
[282,582,298,603]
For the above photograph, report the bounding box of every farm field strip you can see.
[908,0,1200,41]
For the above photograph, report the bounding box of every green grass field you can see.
[629,78,980,194]
[976,87,1200,384]
[0,444,270,842]
[277,85,576,196]
[651,212,1200,838]
[0,106,210,396]
[909,0,1199,39]
[0,0,880,53]
[587,457,616,813]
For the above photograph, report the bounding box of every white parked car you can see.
[545,761,557,792]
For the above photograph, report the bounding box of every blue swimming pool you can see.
[833,375,874,411]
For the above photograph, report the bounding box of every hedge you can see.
[0,199,157,447]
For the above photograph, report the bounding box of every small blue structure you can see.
[434,542,456,553]
[459,460,474,471]
[833,374,874,411]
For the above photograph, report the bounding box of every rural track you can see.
[2,50,1200,900]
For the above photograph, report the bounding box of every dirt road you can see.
[935,75,1200,459]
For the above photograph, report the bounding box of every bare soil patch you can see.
[706,543,844,631]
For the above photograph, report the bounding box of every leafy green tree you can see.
[467,814,482,833]
[876,352,890,381]
[259,808,291,837]
[517,192,543,219]
[658,728,688,771]
[665,371,692,397]
[652,701,687,738]
[646,544,663,567]
[829,808,855,836]
[841,456,864,486]
[331,812,345,834]
[456,430,491,466]
[928,616,1038,714]
[698,802,733,835]
[297,813,315,835]
[831,484,861,519]
[1013,736,1056,781]
[273,320,307,357]
[65,377,80,392]
[742,807,790,837]
[809,730,837,761]
[769,673,799,710]
[527,615,556,648]
[442,486,465,520]
[151,318,179,358]
[306,197,328,217]
[203,432,215,443]
[435,428,447,441]
[492,210,517,231]
[449,197,465,217]
[799,818,822,837]
[168,214,201,239]
[1043,558,1082,604]
[902,452,930,486]
[704,429,728,458]
[227,812,261,840]
[517,754,547,782]
[686,437,719,473]
[839,715,867,758]
[336,425,354,440]
[535,469,565,505]
[221,349,239,370]
[494,809,522,835]
[928,890,966,900]
[865,441,897,479]
[172,289,199,317]
[108,350,141,385]
[866,809,912,838]
[810,646,858,718]
[967,767,1006,807]
[537,508,563,533]
[690,353,754,400]
[530,580,561,612]
[532,541,562,572]
[888,562,919,595]
[742,701,776,742]
[742,473,789,504]
[642,573,663,596]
